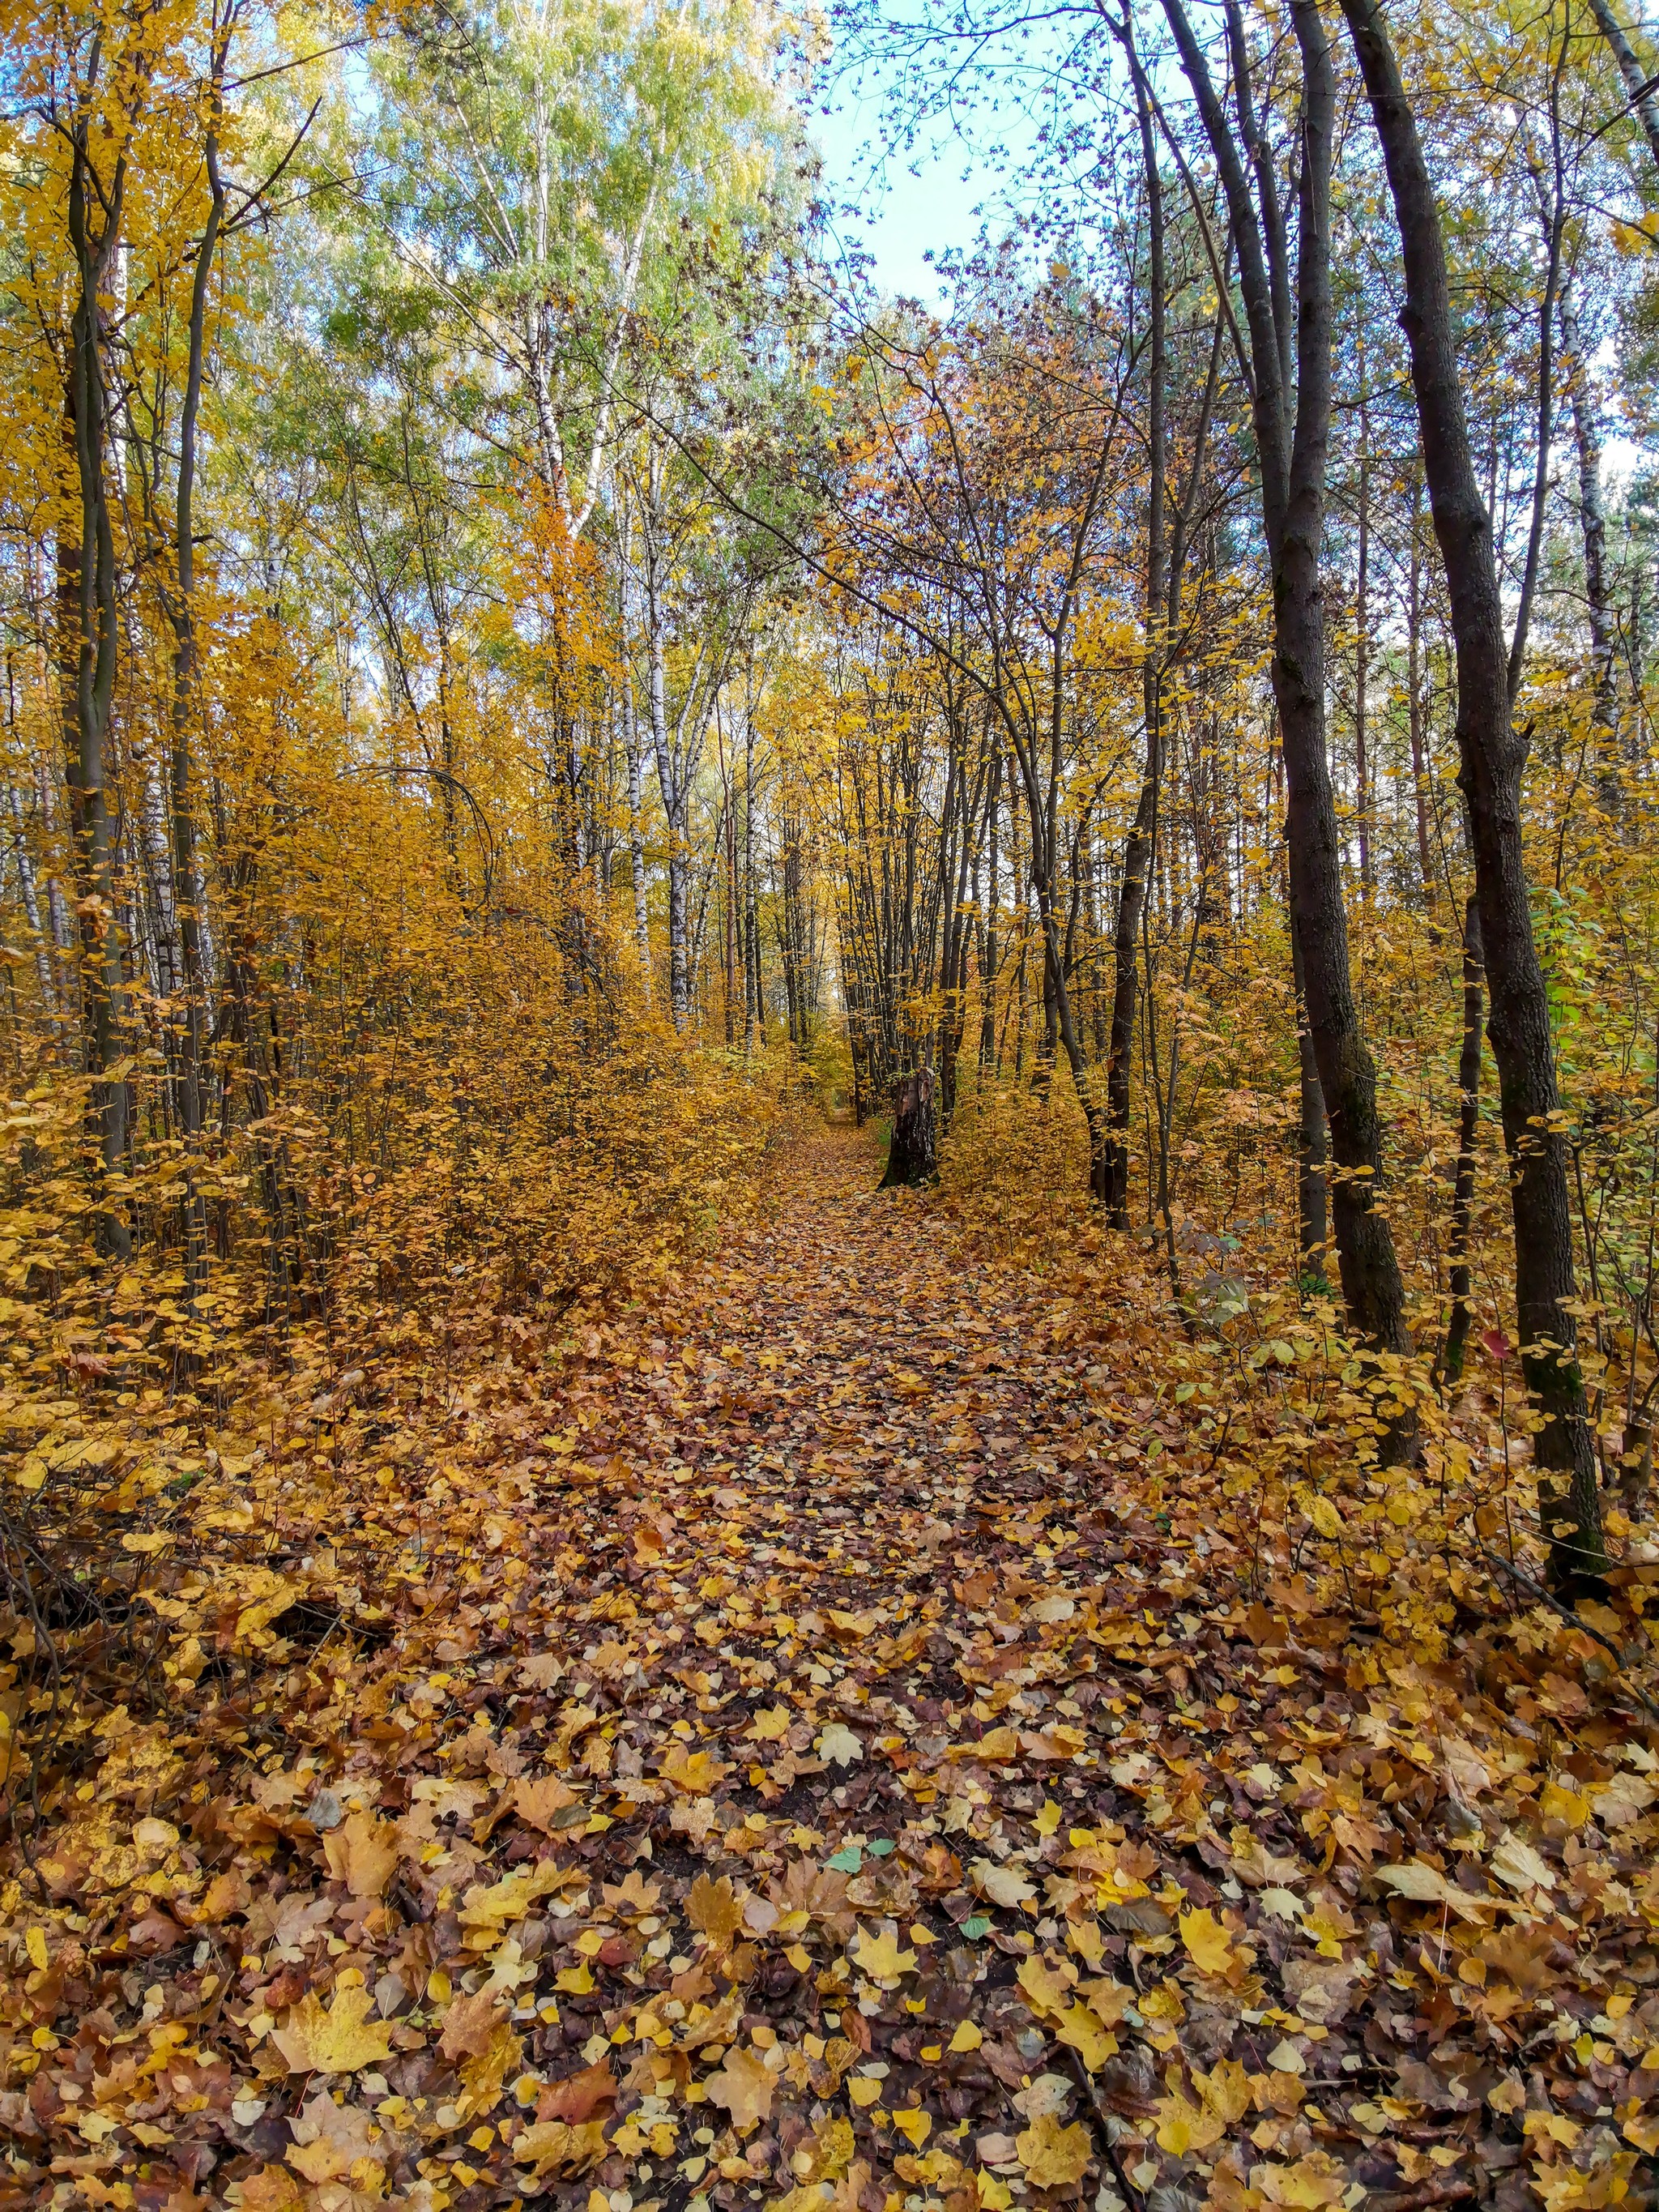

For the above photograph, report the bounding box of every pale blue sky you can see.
[803,60,1049,307]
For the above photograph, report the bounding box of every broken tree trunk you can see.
[879,1068,937,1190]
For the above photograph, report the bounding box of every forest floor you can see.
[6,1125,1659,2212]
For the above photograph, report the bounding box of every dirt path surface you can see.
[9,1129,1658,2212]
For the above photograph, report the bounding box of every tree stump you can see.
[879,1067,937,1189]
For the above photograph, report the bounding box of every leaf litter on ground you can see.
[4,1127,1659,2212]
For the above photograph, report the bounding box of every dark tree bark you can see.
[1341,0,1606,1583]
[880,1067,938,1189]
[62,94,132,1260]
[1354,391,1372,899]
[980,739,1000,1071]
[1442,895,1484,1383]
[1290,898,1329,1280]
[1162,0,1411,1356]
[1405,475,1439,916]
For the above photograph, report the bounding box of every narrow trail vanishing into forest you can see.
[8,1125,1659,2212]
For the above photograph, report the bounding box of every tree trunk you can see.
[1406,475,1438,913]
[1290,895,1329,1281]
[640,486,693,1030]
[879,1066,937,1189]
[1162,0,1411,1359]
[1342,0,1606,1584]
[1442,895,1483,1381]
[63,129,132,1260]
[1354,399,1372,899]
[981,741,1000,1070]
[744,716,758,1048]
[1102,15,1166,1227]
[621,609,650,994]
[1560,277,1619,801]
[723,762,737,1045]
[1587,0,1659,176]
[163,120,225,1310]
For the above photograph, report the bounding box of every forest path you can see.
[595,1117,1142,1559]
[25,1126,1624,2212]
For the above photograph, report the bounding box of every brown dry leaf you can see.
[439,1984,506,2062]
[322,1809,399,1898]
[241,2167,304,2212]
[707,2043,776,2131]
[514,1773,581,1832]
[970,1856,1036,1909]
[286,2091,380,2183]
[689,1870,744,1950]
[535,2060,617,2125]
[191,1868,251,1924]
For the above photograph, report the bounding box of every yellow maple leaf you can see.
[285,2090,380,2183]
[1016,2110,1090,2187]
[660,1744,728,1793]
[514,1774,582,1834]
[458,2023,522,2119]
[458,1861,581,1949]
[854,1924,917,1980]
[891,2107,932,2148]
[1524,2111,1583,2149]
[1539,1780,1590,1831]
[748,1704,791,1742]
[1017,1953,1074,2017]
[1196,2056,1254,2124]
[1053,2001,1117,2072]
[510,2118,610,2176]
[1155,2089,1226,2155]
[796,2113,856,2180]
[949,1724,1020,1763]
[271,1984,393,2075]
[1180,1906,1240,1979]
[1252,2151,1348,2206]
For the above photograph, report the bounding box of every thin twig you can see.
[1061,2043,1144,2210]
